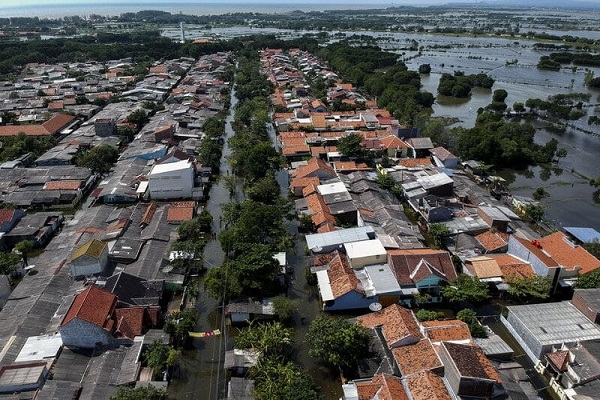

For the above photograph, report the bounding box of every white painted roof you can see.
[344,239,386,260]
[150,159,192,175]
[316,270,334,301]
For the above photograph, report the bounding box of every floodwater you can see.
[168,88,239,400]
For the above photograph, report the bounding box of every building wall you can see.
[69,248,108,278]
[60,318,115,349]
[148,166,194,200]
[323,291,377,311]
[508,237,555,278]
[415,274,444,302]
[349,254,386,269]
[572,292,600,324]
[503,313,543,362]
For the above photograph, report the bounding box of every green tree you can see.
[492,89,508,103]
[506,275,551,300]
[583,241,600,259]
[415,309,442,321]
[272,296,298,322]
[513,102,525,113]
[251,358,320,400]
[576,269,600,288]
[456,308,488,338]
[126,109,149,130]
[110,385,167,400]
[176,219,203,241]
[441,274,489,304]
[197,209,213,233]
[228,244,282,294]
[524,203,544,223]
[0,251,22,275]
[75,144,118,174]
[418,64,431,74]
[306,315,370,371]
[236,322,293,357]
[245,175,281,204]
[203,263,243,302]
[14,240,34,266]
[427,223,451,249]
[163,308,198,347]
[337,133,365,160]
[143,340,170,376]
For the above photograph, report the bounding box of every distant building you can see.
[94,118,117,137]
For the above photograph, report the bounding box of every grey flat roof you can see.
[364,264,402,294]
[305,226,375,251]
[475,329,513,357]
[574,288,600,310]
[507,302,600,345]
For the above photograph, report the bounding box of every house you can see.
[292,157,337,181]
[379,135,408,158]
[344,239,387,268]
[542,340,600,400]
[0,114,75,137]
[2,211,64,249]
[166,201,196,224]
[475,230,509,254]
[290,176,320,197]
[406,137,434,158]
[94,118,117,137]
[387,249,457,304]
[403,371,453,400]
[225,299,275,324]
[305,226,375,254]
[502,301,600,363]
[464,256,504,283]
[392,338,444,377]
[148,159,195,200]
[0,208,25,233]
[342,373,408,400]
[563,226,600,245]
[0,362,48,394]
[430,146,459,169]
[477,206,511,233]
[59,286,120,349]
[420,320,472,344]
[357,304,421,348]
[315,251,366,311]
[68,239,109,278]
[224,349,260,376]
[437,341,503,399]
[102,271,164,307]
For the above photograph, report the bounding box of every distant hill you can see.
[442,0,600,9]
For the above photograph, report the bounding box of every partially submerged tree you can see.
[306,315,370,372]
[0,251,22,275]
[441,274,489,304]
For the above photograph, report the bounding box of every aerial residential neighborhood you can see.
[0,4,599,400]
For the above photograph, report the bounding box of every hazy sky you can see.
[0,0,503,6]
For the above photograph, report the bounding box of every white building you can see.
[148,159,194,200]
[68,239,108,278]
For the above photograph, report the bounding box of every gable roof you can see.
[464,256,503,279]
[103,271,163,307]
[488,254,535,279]
[69,239,106,262]
[357,304,421,347]
[387,249,456,286]
[0,209,17,226]
[294,157,336,179]
[475,230,508,252]
[0,114,75,137]
[327,251,363,298]
[392,339,443,376]
[61,286,117,329]
[380,135,408,150]
[355,374,409,400]
[510,235,559,268]
[537,231,600,274]
[430,146,458,162]
[407,137,434,150]
[421,320,472,343]
[404,370,452,400]
[441,341,501,382]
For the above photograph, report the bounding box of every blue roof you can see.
[564,227,600,243]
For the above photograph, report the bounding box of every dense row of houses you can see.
[0,53,233,398]
[258,47,600,400]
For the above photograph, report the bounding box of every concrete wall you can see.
[572,292,600,324]
[323,291,377,312]
[149,166,194,200]
[69,248,108,278]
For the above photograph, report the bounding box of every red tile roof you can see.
[442,341,501,382]
[43,180,82,191]
[167,206,194,223]
[392,339,443,376]
[421,320,472,342]
[387,249,457,286]
[404,370,452,400]
[327,252,363,298]
[0,209,16,226]
[546,350,569,372]
[475,230,508,252]
[294,157,336,179]
[355,374,409,400]
[538,231,600,274]
[61,286,117,330]
[141,202,157,226]
[358,304,421,348]
[114,307,145,339]
[399,158,432,168]
[511,235,559,268]
[490,254,535,279]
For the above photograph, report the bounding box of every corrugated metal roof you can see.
[564,227,600,244]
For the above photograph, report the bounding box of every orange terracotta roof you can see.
[358,304,421,347]
[327,252,363,298]
[546,350,569,372]
[511,235,559,267]
[475,230,508,252]
[141,202,157,226]
[302,183,319,198]
[41,113,75,134]
[114,307,145,339]
[404,370,452,400]
[464,256,503,279]
[317,223,337,233]
[380,135,408,150]
[356,374,408,400]
[538,231,600,274]
[167,206,194,223]
[399,158,432,168]
[43,180,81,191]
[421,320,472,342]
[61,286,117,329]
[282,145,311,155]
[489,254,535,279]
[311,114,326,129]
[392,339,443,376]
[0,209,16,225]
[290,176,320,190]
[294,157,336,179]
[334,161,373,172]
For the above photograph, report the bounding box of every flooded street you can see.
[168,88,239,400]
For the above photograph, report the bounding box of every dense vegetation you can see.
[0,134,56,163]
[437,71,495,98]
[317,41,434,125]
